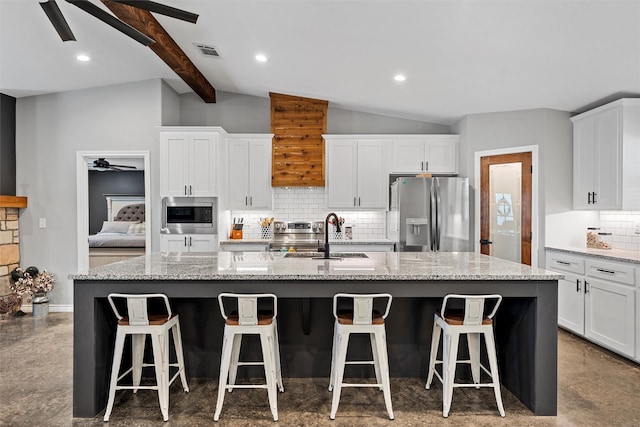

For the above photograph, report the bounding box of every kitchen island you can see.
[71,251,561,417]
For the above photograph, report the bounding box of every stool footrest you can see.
[236,361,265,367]
[116,385,159,391]
[341,383,383,388]
[453,383,498,388]
[344,361,376,365]
[225,384,269,390]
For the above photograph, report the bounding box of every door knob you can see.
[480,239,493,245]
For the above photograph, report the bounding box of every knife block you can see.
[231,229,243,239]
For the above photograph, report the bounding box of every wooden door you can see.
[480,152,532,265]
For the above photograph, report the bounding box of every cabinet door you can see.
[424,137,458,174]
[585,278,635,357]
[190,133,218,196]
[557,272,585,334]
[391,140,425,173]
[247,139,272,209]
[160,235,190,252]
[593,107,622,209]
[160,133,190,197]
[357,140,387,208]
[228,140,250,208]
[327,140,358,208]
[572,118,596,209]
[189,235,218,252]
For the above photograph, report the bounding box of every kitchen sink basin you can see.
[283,252,368,259]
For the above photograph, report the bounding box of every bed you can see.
[88,200,146,268]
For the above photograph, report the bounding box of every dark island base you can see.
[74,280,556,418]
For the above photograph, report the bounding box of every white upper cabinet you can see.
[227,135,273,210]
[159,129,220,197]
[572,99,640,210]
[325,137,389,209]
[390,135,459,175]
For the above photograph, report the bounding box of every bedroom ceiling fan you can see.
[39,0,199,46]
[93,158,138,171]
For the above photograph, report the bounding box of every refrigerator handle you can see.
[429,181,436,251]
[434,178,442,251]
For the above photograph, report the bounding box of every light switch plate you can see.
[39,218,46,228]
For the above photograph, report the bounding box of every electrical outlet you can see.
[39,218,46,228]
[635,222,640,235]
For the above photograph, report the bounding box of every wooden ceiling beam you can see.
[101,0,216,103]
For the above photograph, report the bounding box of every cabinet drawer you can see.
[547,252,585,275]
[586,259,635,286]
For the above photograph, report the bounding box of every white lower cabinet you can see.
[161,234,218,252]
[546,250,636,359]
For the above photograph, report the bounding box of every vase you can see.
[32,292,49,318]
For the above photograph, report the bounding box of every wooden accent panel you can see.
[101,0,216,103]
[270,93,328,187]
[0,196,27,208]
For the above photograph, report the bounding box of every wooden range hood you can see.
[0,196,27,208]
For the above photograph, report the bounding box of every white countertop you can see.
[545,246,640,264]
[71,251,561,281]
[219,239,395,245]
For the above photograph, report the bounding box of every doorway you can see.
[474,147,538,267]
[76,151,151,271]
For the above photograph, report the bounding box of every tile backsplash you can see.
[599,211,640,251]
[231,187,387,240]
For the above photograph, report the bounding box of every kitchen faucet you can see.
[320,212,341,259]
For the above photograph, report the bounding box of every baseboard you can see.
[21,304,74,313]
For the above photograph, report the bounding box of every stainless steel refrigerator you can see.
[388,177,471,252]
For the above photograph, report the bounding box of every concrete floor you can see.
[1,313,639,426]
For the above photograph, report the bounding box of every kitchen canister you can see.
[586,227,600,248]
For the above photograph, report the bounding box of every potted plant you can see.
[10,267,55,318]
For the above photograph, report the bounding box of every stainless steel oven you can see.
[161,197,217,234]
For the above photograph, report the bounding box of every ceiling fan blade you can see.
[65,0,155,46]
[109,164,137,169]
[40,0,76,41]
[111,0,198,24]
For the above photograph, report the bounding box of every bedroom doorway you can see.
[76,151,151,271]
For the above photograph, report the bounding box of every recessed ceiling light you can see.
[394,74,406,82]
[76,54,90,62]
[255,54,268,62]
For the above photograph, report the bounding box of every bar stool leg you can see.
[484,330,506,417]
[171,322,189,392]
[373,328,394,420]
[467,332,481,388]
[260,331,278,422]
[443,331,460,418]
[228,334,243,391]
[104,328,126,422]
[151,331,169,422]
[131,333,145,393]
[370,332,383,391]
[328,322,338,392]
[214,329,234,422]
[330,330,350,420]
[425,320,441,389]
[273,324,284,392]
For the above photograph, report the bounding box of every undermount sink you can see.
[283,252,368,259]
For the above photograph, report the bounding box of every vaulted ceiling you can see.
[1,0,639,125]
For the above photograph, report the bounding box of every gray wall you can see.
[452,108,574,267]
[180,90,451,134]
[16,80,163,307]
[0,93,16,195]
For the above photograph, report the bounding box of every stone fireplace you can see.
[0,197,27,296]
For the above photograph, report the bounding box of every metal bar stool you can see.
[214,293,284,422]
[425,294,505,417]
[328,293,394,420]
[103,293,189,422]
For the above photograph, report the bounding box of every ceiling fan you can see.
[93,158,137,171]
[39,0,199,46]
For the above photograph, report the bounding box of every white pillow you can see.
[99,221,131,234]
[127,222,146,235]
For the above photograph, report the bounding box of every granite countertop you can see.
[71,251,562,281]
[219,239,395,245]
[545,246,640,264]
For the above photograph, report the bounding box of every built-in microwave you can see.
[161,197,217,234]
